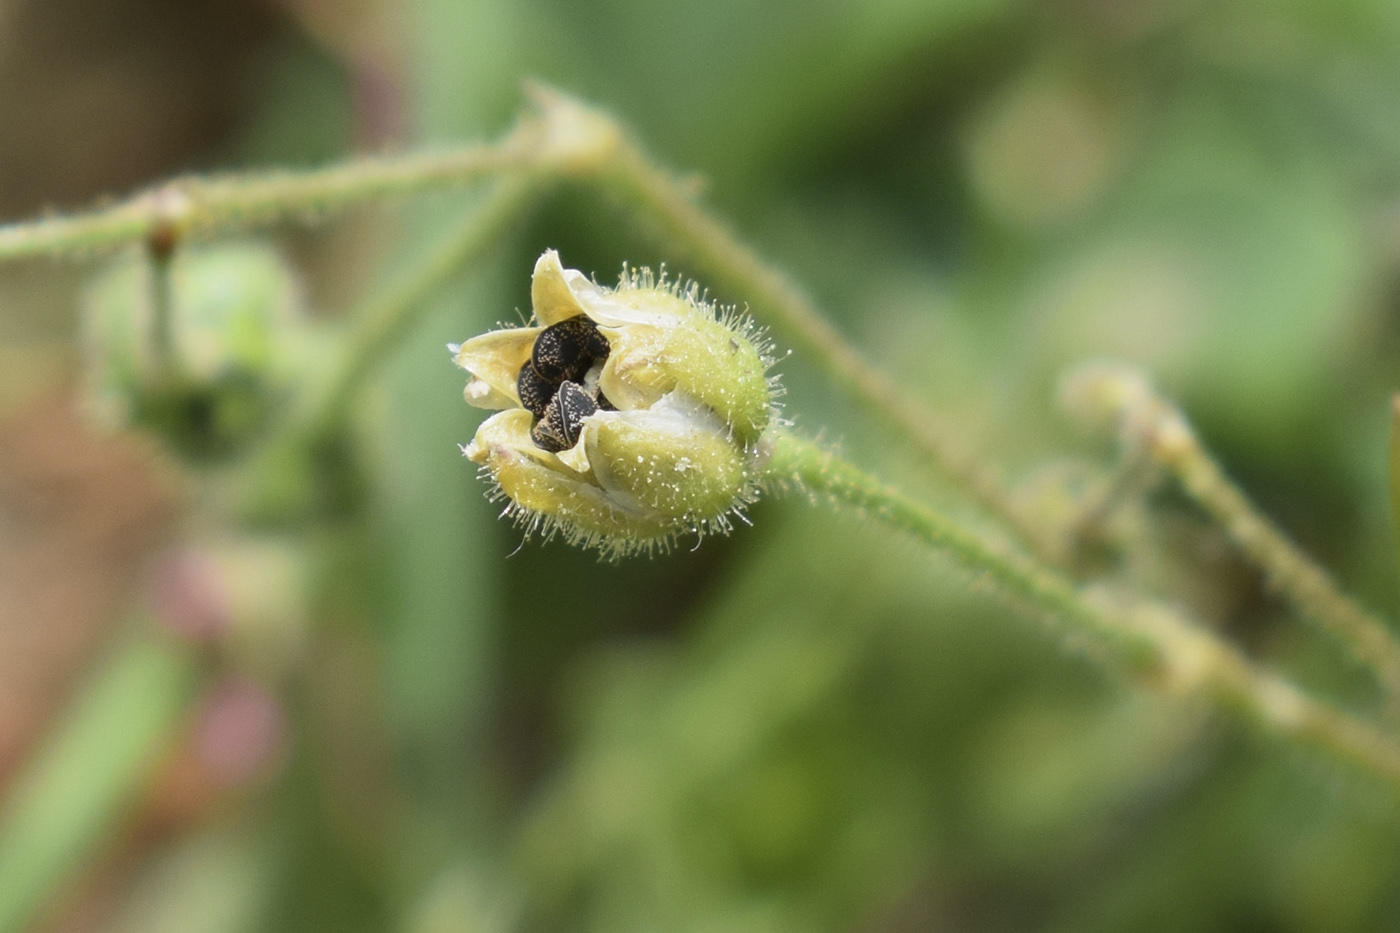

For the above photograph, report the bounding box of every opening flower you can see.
[452,250,778,555]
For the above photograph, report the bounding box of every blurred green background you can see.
[4,0,1400,930]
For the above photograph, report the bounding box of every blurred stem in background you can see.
[0,138,539,263]
[294,173,544,440]
[1063,364,1400,716]
[234,172,548,524]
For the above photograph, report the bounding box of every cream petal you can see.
[464,407,580,470]
[531,250,588,325]
[575,297,673,328]
[555,420,595,474]
[453,327,539,410]
[540,250,691,328]
[612,389,724,435]
[463,408,533,462]
[595,323,674,412]
[560,270,652,326]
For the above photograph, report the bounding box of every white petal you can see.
[610,389,725,436]
[453,327,539,410]
[531,250,588,325]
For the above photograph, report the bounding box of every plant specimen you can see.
[0,86,1398,931]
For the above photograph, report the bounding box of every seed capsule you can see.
[453,250,779,555]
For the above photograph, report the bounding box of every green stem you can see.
[765,431,1400,791]
[0,132,542,263]
[1063,445,1157,566]
[766,432,1158,671]
[571,100,1040,554]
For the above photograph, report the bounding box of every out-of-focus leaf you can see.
[0,636,196,933]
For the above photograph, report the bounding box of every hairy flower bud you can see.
[452,250,778,555]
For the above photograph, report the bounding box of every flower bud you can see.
[82,241,309,461]
[453,250,778,554]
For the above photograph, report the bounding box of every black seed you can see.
[556,381,599,442]
[517,362,554,418]
[530,380,598,452]
[530,418,567,452]
[531,316,610,384]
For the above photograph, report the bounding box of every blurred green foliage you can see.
[8,0,1400,931]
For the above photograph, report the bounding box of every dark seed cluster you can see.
[518,316,615,452]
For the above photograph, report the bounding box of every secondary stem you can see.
[582,112,1043,555]
[765,431,1400,791]
[301,172,547,439]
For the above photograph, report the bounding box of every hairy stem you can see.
[548,94,1042,553]
[0,130,542,263]
[1063,364,1400,713]
[765,430,1400,790]
[0,87,1047,560]
[765,431,1159,671]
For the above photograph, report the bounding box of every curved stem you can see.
[764,431,1400,791]
[554,95,1042,554]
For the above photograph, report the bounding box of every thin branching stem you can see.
[2,86,1395,779]
[0,128,544,263]
[765,431,1159,671]
[1063,364,1400,713]
[765,430,1400,790]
